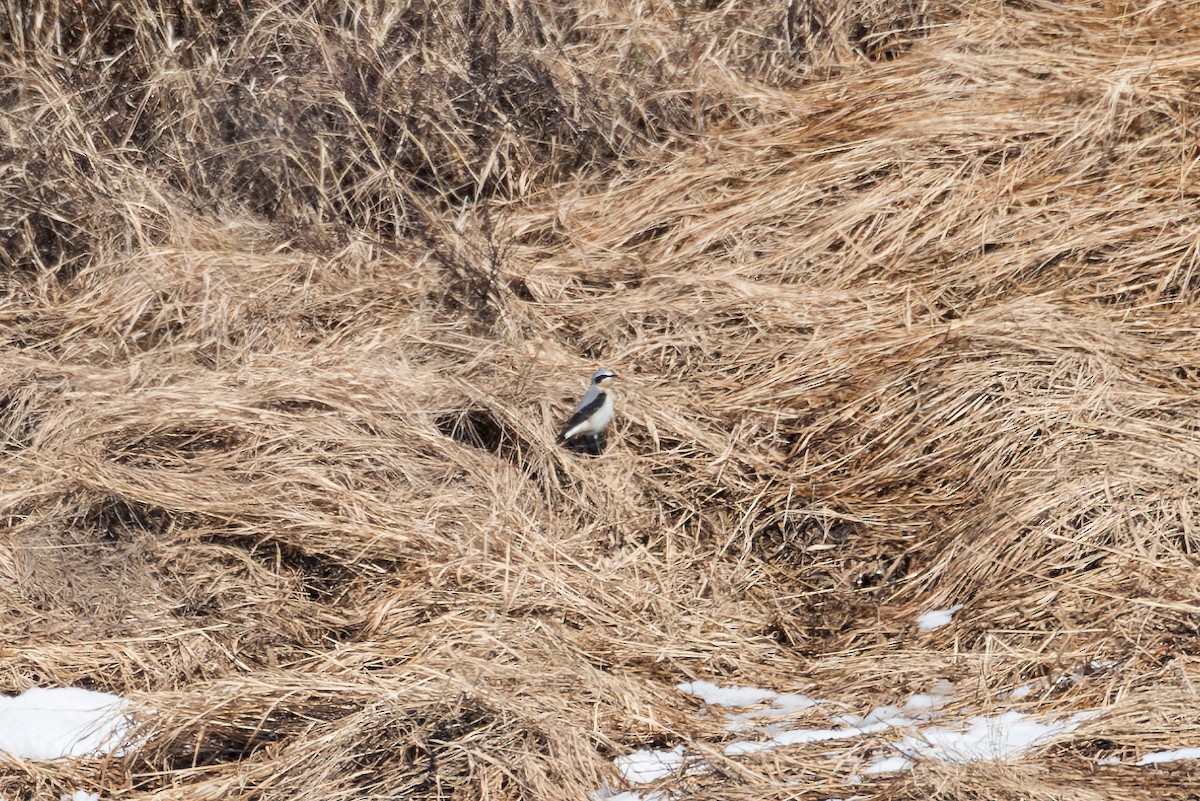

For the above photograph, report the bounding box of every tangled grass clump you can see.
[4,1,1200,799]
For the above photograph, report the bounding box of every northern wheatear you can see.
[558,368,616,454]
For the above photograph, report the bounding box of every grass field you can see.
[4,0,1200,798]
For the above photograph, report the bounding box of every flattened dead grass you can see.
[3,0,1200,798]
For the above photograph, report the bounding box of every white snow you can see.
[771,692,821,714]
[833,705,903,727]
[870,709,1101,770]
[724,695,822,731]
[726,719,904,756]
[0,687,132,760]
[916,605,964,632]
[1135,747,1200,766]
[596,675,1114,799]
[614,745,684,784]
[677,680,777,707]
[863,755,912,774]
[677,679,821,733]
[724,681,954,757]
[903,680,954,714]
[718,685,1098,769]
[61,793,100,801]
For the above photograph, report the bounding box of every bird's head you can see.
[592,368,617,388]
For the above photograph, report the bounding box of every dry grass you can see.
[3,0,1200,798]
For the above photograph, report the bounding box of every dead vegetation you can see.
[3,0,1200,798]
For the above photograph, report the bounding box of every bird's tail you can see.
[558,421,586,442]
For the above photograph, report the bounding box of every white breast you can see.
[564,391,613,440]
[562,390,616,441]
[587,392,614,433]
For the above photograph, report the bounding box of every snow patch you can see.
[1136,747,1200,766]
[676,680,776,707]
[677,679,820,733]
[1005,684,1035,700]
[726,719,903,756]
[596,675,1108,799]
[863,755,912,774]
[614,745,684,785]
[916,605,964,632]
[724,679,954,756]
[0,687,132,760]
[868,709,1101,771]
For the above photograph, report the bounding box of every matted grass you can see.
[3,0,1200,798]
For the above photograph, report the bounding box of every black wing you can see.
[558,391,607,440]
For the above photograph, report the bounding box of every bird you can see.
[558,368,617,455]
